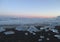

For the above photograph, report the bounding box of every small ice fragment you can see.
[46,38,49,40]
[38,39,42,41]
[33,33,36,35]
[40,27,44,30]
[40,36,44,38]
[25,33,28,35]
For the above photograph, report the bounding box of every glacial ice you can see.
[27,26,39,33]
[54,35,60,39]
[4,31,15,35]
[15,26,28,31]
[0,27,5,32]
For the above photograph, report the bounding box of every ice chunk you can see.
[45,29,49,32]
[40,27,44,30]
[0,27,5,32]
[54,35,60,39]
[50,29,59,33]
[4,31,15,35]
[27,26,39,33]
[15,26,28,31]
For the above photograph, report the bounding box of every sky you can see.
[0,0,60,18]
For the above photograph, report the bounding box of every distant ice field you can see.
[0,16,60,25]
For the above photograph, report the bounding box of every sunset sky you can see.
[0,0,60,18]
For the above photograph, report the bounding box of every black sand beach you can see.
[0,25,60,42]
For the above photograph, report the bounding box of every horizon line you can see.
[0,15,57,18]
